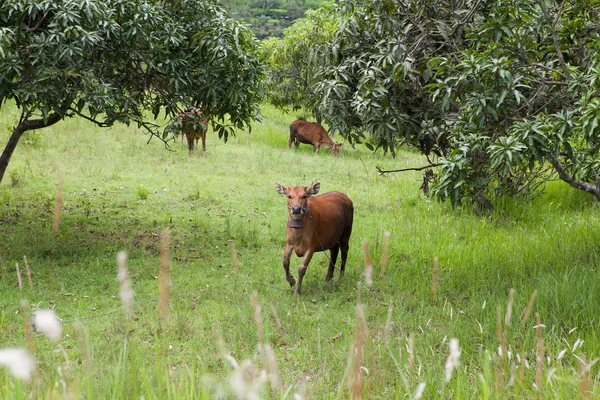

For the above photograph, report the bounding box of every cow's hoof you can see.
[288,277,296,287]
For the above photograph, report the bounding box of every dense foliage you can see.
[0,0,263,183]
[264,0,600,207]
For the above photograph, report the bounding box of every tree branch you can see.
[377,163,441,175]
[537,0,571,80]
[548,154,600,200]
[0,111,63,184]
[24,14,47,33]
[66,108,111,127]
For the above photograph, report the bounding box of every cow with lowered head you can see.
[275,181,353,295]
[178,107,208,153]
[289,118,343,156]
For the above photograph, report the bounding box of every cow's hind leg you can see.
[339,233,351,278]
[201,134,206,151]
[289,127,297,148]
[186,134,194,154]
[325,245,339,282]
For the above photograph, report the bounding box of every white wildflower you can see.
[33,309,62,341]
[224,354,239,369]
[557,349,567,361]
[228,359,267,400]
[117,251,134,317]
[414,382,426,399]
[365,263,373,286]
[0,348,36,382]
[444,338,461,382]
[546,367,557,384]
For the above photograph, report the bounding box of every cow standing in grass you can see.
[275,182,354,295]
[289,119,343,156]
[178,107,208,153]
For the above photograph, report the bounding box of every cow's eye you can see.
[287,196,292,199]
[302,195,307,199]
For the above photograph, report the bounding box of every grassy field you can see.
[1,103,600,398]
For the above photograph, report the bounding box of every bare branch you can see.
[549,154,600,200]
[377,163,441,175]
[526,78,568,87]
[66,108,111,127]
[24,14,47,33]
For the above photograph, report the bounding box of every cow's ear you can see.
[275,182,287,195]
[309,182,320,195]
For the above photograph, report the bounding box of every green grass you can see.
[1,103,600,398]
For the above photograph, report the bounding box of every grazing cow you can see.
[275,182,353,295]
[178,107,208,153]
[289,119,343,156]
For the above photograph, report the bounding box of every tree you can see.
[250,0,281,11]
[310,1,465,153]
[425,1,600,206]
[0,0,263,184]
[270,0,600,207]
[260,8,337,122]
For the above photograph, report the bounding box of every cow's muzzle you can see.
[289,205,307,220]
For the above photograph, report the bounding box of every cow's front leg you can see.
[283,244,296,287]
[295,250,314,296]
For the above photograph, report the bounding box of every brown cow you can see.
[178,107,208,153]
[289,119,343,156]
[275,182,353,295]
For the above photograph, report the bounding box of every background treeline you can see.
[218,0,329,39]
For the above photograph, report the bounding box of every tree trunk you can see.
[0,113,62,184]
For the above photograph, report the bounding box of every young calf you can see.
[289,119,343,156]
[275,182,354,295]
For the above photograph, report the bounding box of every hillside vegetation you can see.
[218,0,329,39]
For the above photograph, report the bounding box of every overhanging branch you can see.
[377,163,441,175]
[67,108,111,127]
[549,154,600,200]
